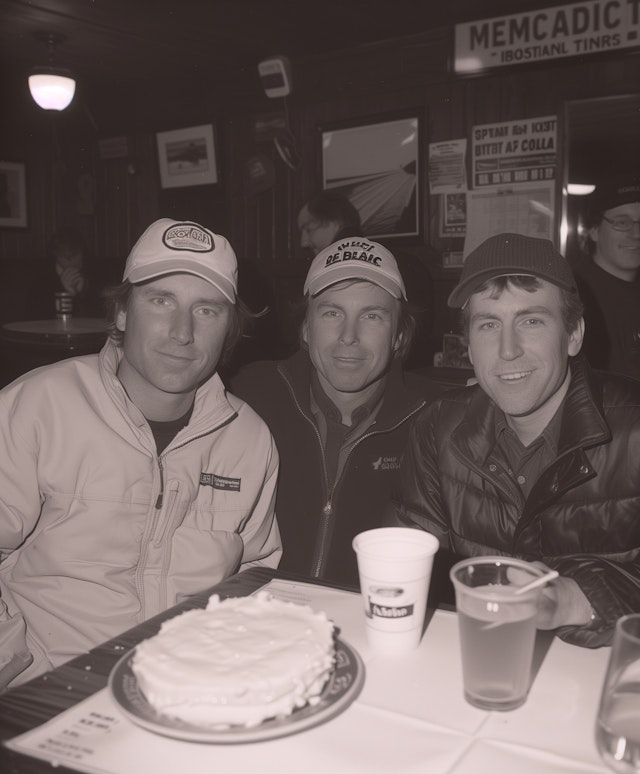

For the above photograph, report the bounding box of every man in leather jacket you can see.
[393,232,640,647]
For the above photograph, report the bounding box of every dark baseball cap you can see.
[448,232,577,309]
[588,173,640,220]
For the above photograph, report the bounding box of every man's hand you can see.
[60,267,85,295]
[531,562,593,629]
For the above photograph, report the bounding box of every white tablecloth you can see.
[5,579,611,774]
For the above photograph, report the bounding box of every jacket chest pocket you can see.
[177,479,248,534]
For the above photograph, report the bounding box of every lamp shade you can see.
[28,70,76,111]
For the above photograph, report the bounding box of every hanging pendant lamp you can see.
[28,33,76,111]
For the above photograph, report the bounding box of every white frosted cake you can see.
[131,592,335,728]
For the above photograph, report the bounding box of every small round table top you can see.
[1,317,109,342]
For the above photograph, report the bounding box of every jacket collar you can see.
[451,355,611,464]
[99,339,235,435]
[277,349,426,426]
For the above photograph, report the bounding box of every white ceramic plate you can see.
[108,636,365,744]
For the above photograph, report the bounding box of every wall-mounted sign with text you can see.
[455,0,640,73]
[471,115,557,188]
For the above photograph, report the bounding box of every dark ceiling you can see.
[0,0,559,88]
[1,0,637,182]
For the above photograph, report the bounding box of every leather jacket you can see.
[395,356,640,647]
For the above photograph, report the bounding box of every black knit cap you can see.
[586,173,640,224]
[448,232,577,309]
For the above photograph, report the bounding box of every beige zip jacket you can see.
[0,341,281,690]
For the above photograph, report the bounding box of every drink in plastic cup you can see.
[450,556,547,711]
[352,527,439,656]
[595,613,640,773]
[55,291,74,319]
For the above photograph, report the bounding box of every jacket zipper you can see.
[312,407,424,577]
[137,412,237,615]
[280,366,427,578]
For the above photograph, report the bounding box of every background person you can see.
[393,232,640,647]
[231,237,444,587]
[570,173,640,380]
[0,218,281,691]
[297,190,362,259]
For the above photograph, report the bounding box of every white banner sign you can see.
[472,115,557,188]
[455,0,640,73]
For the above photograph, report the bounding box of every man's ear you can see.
[301,318,309,347]
[116,308,127,333]
[392,330,404,353]
[568,317,585,356]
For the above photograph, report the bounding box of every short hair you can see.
[303,191,362,240]
[102,279,249,365]
[296,279,417,361]
[460,275,584,340]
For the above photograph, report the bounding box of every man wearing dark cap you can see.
[231,236,443,587]
[393,232,640,647]
[570,174,640,380]
[0,218,282,691]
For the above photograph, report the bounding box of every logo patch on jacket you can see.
[200,473,241,491]
[371,455,400,471]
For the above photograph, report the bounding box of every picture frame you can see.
[156,124,218,189]
[321,112,421,241]
[0,161,27,228]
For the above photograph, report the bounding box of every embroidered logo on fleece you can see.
[200,473,241,491]
[371,455,400,471]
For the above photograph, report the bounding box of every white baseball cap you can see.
[304,237,406,299]
[123,218,237,302]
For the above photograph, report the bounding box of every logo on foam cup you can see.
[163,223,214,252]
[367,597,414,619]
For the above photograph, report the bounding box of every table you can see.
[0,318,108,387]
[0,568,612,774]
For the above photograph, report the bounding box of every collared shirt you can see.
[493,399,564,501]
[310,370,386,489]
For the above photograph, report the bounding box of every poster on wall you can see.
[440,192,468,237]
[463,183,555,257]
[322,113,420,240]
[428,139,467,194]
[472,115,557,188]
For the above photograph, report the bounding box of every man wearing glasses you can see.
[570,174,640,380]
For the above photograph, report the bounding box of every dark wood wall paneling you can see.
[2,25,640,362]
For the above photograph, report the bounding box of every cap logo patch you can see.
[163,223,214,253]
[324,239,384,268]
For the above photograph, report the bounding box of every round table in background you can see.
[0,317,109,387]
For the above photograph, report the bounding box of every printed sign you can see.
[455,0,640,73]
[472,116,557,188]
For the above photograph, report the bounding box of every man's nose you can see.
[499,326,523,360]
[170,310,194,344]
[339,318,359,345]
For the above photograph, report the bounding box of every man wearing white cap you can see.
[0,218,282,691]
[393,232,640,648]
[231,237,443,587]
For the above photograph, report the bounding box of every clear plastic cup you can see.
[450,556,547,711]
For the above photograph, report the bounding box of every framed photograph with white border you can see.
[156,124,218,189]
[0,161,27,228]
[321,111,420,241]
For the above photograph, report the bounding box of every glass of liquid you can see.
[450,556,548,711]
[596,613,640,773]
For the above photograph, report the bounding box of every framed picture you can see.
[0,161,27,228]
[321,112,421,240]
[156,124,218,189]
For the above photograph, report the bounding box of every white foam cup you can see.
[352,527,439,656]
